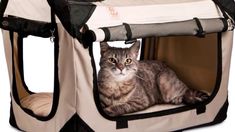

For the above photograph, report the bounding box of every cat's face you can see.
[99,41,140,81]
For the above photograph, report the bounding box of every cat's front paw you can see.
[171,97,183,105]
[183,90,210,105]
[195,91,209,102]
[104,107,119,117]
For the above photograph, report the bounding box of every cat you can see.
[97,41,209,116]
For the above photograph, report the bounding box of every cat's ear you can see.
[130,41,140,56]
[100,42,110,55]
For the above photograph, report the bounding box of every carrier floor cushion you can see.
[20,92,183,116]
[20,91,183,116]
[20,93,53,117]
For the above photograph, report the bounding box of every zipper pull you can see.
[50,29,55,43]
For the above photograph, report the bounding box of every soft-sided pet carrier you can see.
[0,0,235,131]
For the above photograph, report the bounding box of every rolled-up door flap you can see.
[83,18,230,44]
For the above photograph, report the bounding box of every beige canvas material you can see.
[2,25,233,131]
[2,24,78,131]
[74,31,233,132]
[2,31,30,98]
[1,0,233,130]
[2,30,13,90]
[4,0,222,26]
[94,0,218,6]
[87,0,222,28]
[4,0,51,22]
[12,33,30,99]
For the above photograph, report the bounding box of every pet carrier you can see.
[0,0,234,131]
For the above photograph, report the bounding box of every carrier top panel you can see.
[3,0,224,23]
[1,0,235,42]
[2,0,234,38]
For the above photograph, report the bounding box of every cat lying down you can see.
[97,41,209,116]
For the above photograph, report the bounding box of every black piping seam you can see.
[9,23,60,121]
[212,0,230,19]
[220,18,229,32]
[123,23,132,41]
[100,27,110,42]
[50,9,56,30]
[90,33,222,126]
[10,31,20,105]
[17,33,34,95]
[9,102,22,131]
[193,18,205,37]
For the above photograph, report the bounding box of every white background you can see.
[0,31,234,131]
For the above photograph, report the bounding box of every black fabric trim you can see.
[50,9,56,30]
[193,18,205,37]
[10,31,21,105]
[221,18,229,32]
[1,16,52,37]
[212,0,230,19]
[123,23,132,41]
[9,25,60,121]
[196,105,206,115]
[116,120,128,129]
[213,0,235,20]
[100,27,110,42]
[89,33,223,129]
[47,0,96,41]
[17,34,34,95]
[174,98,228,132]
[49,21,60,121]
[60,114,94,132]
[9,102,22,131]
[0,0,8,19]
[81,30,96,48]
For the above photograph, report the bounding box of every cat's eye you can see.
[125,58,132,64]
[108,57,117,64]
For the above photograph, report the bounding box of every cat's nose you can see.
[116,63,124,71]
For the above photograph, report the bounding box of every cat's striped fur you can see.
[97,41,209,116]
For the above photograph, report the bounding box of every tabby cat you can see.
[97,41,209,116]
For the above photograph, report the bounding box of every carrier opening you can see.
[23,36,54,93]
[92,33,221,120]
[10,32,59,120]
[19,36,54,117]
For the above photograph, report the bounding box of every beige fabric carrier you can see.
[0,0,234,131]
